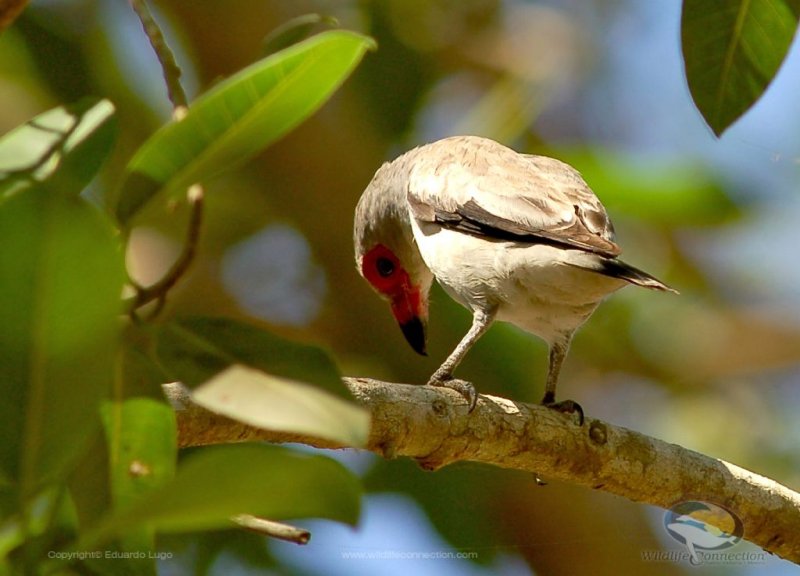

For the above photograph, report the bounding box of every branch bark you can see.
[164,377,800,563]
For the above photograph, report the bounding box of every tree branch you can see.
[164,377,800,564]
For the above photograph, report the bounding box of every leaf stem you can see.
[126,0,202,314]
[129,0,188,110]
[127,184,204,316]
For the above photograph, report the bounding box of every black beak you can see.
[399,316,427,356]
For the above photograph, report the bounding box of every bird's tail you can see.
[596,258,678,293]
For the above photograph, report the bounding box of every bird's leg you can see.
[427,306,496,411]
[540,334,584,425]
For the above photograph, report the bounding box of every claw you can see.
[428,377,478,412]
[542,398,584,426]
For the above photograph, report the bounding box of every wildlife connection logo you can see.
[641,501,766,566]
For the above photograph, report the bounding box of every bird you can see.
[353,135,676,423]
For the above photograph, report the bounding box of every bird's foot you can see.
[541,392,584,426]
[427,374,478,412]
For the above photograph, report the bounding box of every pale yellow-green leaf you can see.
[193,365,369,447]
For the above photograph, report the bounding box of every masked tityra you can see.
[354,135,675,422]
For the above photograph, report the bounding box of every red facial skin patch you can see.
[361,244,423,325]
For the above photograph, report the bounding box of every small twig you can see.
[127,185,204,315]
[125,1,199,314]
[129,0,188,110]
[231,514,311,545]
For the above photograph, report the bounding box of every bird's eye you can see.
[376,257,395,277]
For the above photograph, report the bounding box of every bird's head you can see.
[354,157,433,356]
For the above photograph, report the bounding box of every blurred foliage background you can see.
[2,0,799,574]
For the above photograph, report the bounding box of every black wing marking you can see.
[411,195,621,258]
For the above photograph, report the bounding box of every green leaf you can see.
[560,149,739,226]
[0,186,125,504]
[102,398,177,510]
[116,30,375,224]
[155,317,368,446]
[69,433,112,532]
[193,365,369,446]
[118,323,174,400]
[157,316,351,399]
[84,444,360,542]
[681,0,800,135]
[94,398,176,576]
[0,98,116,197]
[68,328,170,534]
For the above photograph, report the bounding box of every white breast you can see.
[409,219,626,344]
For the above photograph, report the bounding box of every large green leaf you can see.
[682,0,800,135]
[102,398,177,511]
[82,444,360,543]
[0,98,116,198]
[116,30,375,224]
[90,398,176,576]
[156,317,368,446]
[0,187,125,503]
[157,316,351,398]
[69,346,177,576]
[68,331,170,533]
[193,365,369,446]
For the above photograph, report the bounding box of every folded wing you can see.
[406,136,621,258]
